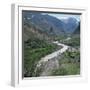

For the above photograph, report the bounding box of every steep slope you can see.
[22,11,65,36]
[23,21,53,41]
[23,11,80,38]
[73,22,80,34]
[61,17,79,34]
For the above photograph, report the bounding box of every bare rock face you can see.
[35,56,61,76]
[34,42,69,76]
[40,57,59,76]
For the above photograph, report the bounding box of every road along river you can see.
[36,41,69,68]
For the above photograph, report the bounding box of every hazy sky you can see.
[42,13,80,21]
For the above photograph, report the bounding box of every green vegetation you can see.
[54,34,80,48]
[23,12,80,77]
[24,36,80,77]
[24,38,58,77]
[51,50,80,75]
[54,35,67,41]
[62,35,80,47]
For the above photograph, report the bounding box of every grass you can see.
[51,63,80,75]
[62,35,80,47]
[24,38,58,77]
[51,50,80,76]
[24,36,80,77]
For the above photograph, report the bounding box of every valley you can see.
[23,11,80,77]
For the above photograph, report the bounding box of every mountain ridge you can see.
[23,11,80,39]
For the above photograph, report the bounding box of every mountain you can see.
[23,11,65,36]
[23,11,80,39]
[61,17,79,34]
[73,22,80,34]
[23,21,54,41]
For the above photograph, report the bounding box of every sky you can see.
[42,13,80,21]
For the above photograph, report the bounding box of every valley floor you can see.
[24,37,80,77]
[35,41,69,76]
[35,41,80,76]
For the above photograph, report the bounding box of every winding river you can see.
[36,41,69,67]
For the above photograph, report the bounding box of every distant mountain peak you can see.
[23,11,80,35]
[60,17,79,33]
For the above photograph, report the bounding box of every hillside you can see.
[23,11,65,36]
[73,22,80,34]
[23,11,80,36]
[23,11,80,77]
